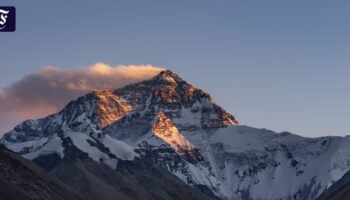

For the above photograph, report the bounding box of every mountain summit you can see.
[2,70,350,200]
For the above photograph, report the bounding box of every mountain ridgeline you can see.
[1,70,350,200]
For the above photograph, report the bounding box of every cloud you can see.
[0,63,163,135]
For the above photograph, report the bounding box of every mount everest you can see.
[1,70,349,200]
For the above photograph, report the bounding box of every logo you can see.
[0,6,15,32]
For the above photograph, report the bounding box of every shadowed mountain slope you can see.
[0,144,82,200]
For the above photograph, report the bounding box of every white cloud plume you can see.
[0,63,163,134]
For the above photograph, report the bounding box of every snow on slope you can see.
[65,130,118,169]
[152,111,195,152]
[5,137,49,153]
[101,135,137,160]
[201,126,350,199]
[23,135,64,160]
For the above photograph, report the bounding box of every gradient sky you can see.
[0,0,349,137]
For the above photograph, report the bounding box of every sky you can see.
[0,0,349,137]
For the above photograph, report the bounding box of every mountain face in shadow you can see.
[316,170,350,200]
[0,144,82,200]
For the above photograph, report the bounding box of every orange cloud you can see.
[0,63,163,135]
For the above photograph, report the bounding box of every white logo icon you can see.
[0,9,10,30]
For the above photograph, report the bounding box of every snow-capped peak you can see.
[9,69,350,200]
[154,69,182,83]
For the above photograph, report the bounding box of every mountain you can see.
[0,144,83,200]
[1,69,350,200]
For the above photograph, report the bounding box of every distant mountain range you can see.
[1,70,349,200]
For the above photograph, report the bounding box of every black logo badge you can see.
[0,6,15,32]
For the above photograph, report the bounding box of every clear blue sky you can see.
[1,0,349,137]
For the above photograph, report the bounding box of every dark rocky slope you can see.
[316,170,350,200]
[0,144,82,200]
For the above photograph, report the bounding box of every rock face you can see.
[1,70,350,200]
[95,90,133,128]
[0,144,82,200]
